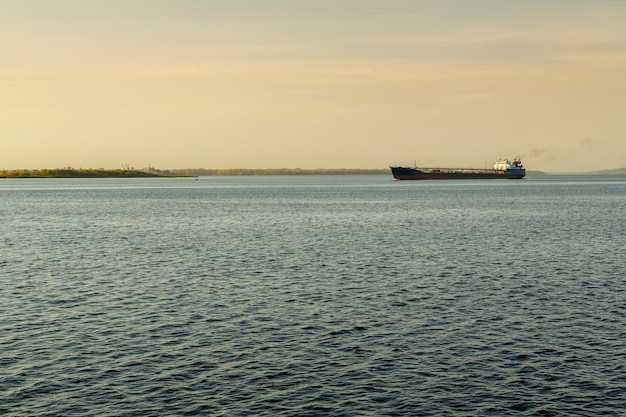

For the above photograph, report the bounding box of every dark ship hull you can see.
[390,159,526,180]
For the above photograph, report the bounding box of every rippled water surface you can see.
[1,175,625,416]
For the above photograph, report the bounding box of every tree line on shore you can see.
[3,167,625,178]
[1,167,389,178]
[0,168,163,178]
[164,168,388,176]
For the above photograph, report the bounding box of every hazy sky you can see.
[2,0,626,172]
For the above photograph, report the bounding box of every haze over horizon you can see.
[2,1,625,173]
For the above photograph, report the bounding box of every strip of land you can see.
[2,167,624,178]
[165,168,389,176]
[1,168,389,178]
[0,169,173,178]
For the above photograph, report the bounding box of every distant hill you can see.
[586,167,626,175]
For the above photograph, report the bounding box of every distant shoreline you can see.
[0,169,190,179]
[1,167,625,178]
[166,168,390,176]
[0,168,389,178]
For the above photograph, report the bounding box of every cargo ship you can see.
[390,158,525,180]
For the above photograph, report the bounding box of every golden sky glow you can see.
[2,1,626,172]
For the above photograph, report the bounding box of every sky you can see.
[2,0,626,172]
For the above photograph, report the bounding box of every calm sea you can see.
[1,175,625,416]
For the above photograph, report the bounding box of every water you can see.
[1,175,625,416]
